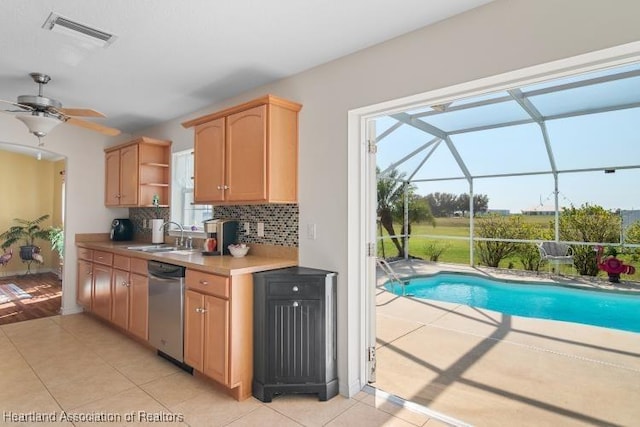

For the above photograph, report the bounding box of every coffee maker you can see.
[202,219,239,255]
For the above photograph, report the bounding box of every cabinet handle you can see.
[121,281,127,287]
[292,301,299,307]
[199,280,209,286]
[223,185,229,190]
[195,307,208,314]
[292,286,299,292]
[87,271,92,276]
[217,185,222,190]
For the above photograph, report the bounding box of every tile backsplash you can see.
[129,204,299,247]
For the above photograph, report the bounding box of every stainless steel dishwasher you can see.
[148,260,186,363]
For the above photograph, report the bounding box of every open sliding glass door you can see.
[365,118,378,383]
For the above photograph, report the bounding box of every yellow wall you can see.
[0,151,64,274]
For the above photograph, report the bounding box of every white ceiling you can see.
[0,0,492,137]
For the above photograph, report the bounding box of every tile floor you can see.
[0,314,446,427]
[375,260,640,426]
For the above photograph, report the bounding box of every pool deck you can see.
[375,260,640,426]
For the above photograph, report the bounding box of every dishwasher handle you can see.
[148,271,184,282]
[148,260,186,279]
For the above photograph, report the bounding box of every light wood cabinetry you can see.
[194,118,225,203]
[105,136,172,207]
[76,252,93,309]
[76,246,148,341]
[182,95,301,204]
[128,259,149,341]
[184,268,253,400]
[92,250,114,320]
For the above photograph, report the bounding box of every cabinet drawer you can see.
[267,281,322,298]
[186,269,229,298]
[93,250,113,266]
[130,257,148,275]
[77,247,93,261]
[113,255,130,270]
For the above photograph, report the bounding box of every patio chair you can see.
[538,241,574,274]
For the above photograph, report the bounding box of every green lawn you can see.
[378,216,640,281]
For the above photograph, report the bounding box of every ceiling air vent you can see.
[42,12,117,48]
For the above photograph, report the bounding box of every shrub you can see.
[424,241,451,262]
[475,215,528,267]
[559,204,620,276]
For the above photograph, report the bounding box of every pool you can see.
[384,272,640,333]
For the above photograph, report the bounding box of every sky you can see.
[374,62,640,214]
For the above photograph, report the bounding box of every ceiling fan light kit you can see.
[16,112,61,138]
[1,72,121,143]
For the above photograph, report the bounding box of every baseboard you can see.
[60,305,84,315]
[0,267,55,277]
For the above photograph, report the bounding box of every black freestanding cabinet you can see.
[252,266,338,402]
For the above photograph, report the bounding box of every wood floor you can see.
[0,272,62,325]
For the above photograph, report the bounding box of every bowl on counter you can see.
[228,244,249,257]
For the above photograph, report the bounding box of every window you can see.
[171,149,212,232]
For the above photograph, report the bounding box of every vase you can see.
[151,219,164,244]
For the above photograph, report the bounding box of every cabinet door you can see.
[119,144,139,205]
[267,298,322,384]
[105,150,121,206]
[226,105,267,201]
[184,290,205,371]
[194,119,225,203]
[129,273,149,340]
[203,295,229,385]
[92,264,113,320]
[76,259,93,308]
[111,269,130,330]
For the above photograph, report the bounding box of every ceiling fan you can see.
[0,72,121,144]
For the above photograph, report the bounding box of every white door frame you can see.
[347,40,640,395]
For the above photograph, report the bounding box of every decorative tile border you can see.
[129,204,299,247]
[213,204,299,247]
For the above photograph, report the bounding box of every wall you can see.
[2,0,640,396]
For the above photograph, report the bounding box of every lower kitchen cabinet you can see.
[184,290,229,384]
[92,263,112,320]
[184,269,253,400]
[76,246,149,341]
[128,259,149,340]
[76,258,93,309]
[111,256,149,340]
[112,267,130,329]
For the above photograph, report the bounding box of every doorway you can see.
[356,46,640,425]
[0,143,66,324]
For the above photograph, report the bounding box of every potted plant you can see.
[0,214,51,262]
[49,226,64,279]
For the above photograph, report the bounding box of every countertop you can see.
[77,240,297,276]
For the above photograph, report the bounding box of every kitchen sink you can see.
[126,244,180,253]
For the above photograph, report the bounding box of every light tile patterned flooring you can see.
[0,314,444,427]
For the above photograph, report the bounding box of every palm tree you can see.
[377,168,435,258]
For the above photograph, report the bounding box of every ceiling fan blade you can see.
[58,108,105,118]
[66,117,121,136]
[0,99,34,111]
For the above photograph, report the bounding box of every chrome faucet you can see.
[159,221,184,247]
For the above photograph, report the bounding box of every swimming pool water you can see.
[384,273,640,333]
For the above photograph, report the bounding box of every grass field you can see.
[377,216,640,281]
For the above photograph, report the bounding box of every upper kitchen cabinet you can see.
[105,137,172,207]
[182,95,302,204]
